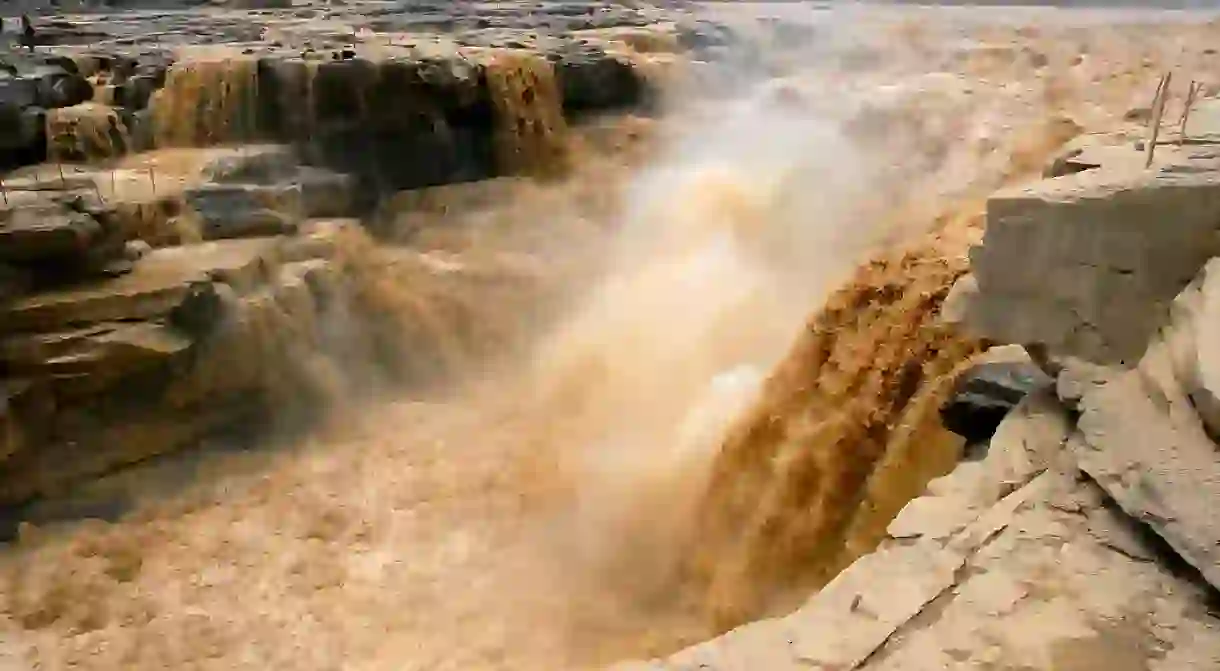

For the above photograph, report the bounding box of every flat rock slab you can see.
[0,321,193,387]
[0,236,281,333]
[0,203,104,264]
[183,183,302,240]
[969,165,1220,366]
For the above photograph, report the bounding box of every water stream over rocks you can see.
[2,4,1218,669]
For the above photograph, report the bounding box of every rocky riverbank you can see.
[614,84,1220,671]
[0,0,729,515]
[5,4,1220,671]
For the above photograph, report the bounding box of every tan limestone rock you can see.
[45,103,130,164]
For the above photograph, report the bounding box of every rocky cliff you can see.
[612,95,1220,671]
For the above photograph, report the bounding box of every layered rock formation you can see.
[0,2,702,515]
[1,0,700,184]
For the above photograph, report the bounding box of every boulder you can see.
[198,144,300,184]
[182,183,302,240]
[553,42,643,112]
[112,73,161,111]
[0,73,38,111]
[45,102,131,163]
[968,165,1220,366]
[0,76,46,166]
[0,202,105,264]
[28,64,92,110]
[0,193,135,286]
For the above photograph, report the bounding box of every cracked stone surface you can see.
[614,390,1220,671]
[969,158,1220,366]
[1068,256,1220,595]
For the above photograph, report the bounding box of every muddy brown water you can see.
[2,7,1218,670]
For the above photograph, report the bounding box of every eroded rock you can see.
[182,183,302,240]
[940,354,1053,446]
[0,234,340,505]
[1068,259,1220,593]
[0,236,278,334]
[45,102,130,163]
[968,165,1220,366]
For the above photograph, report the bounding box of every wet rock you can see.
[0,380,50,464]
[145,55,495,192]
[0,321,193,396]
[182,183,302,240]
[297,167,356,218]
[0,383,29,463]
[940,358,1053,445]
[554,42,643,112]
[112,73,160,111]
[0,79,47,166]
[0,237,279,334]
[199,144,300,184]
[28,64,92,110]
[0,72,38,110]
[124,239,152,261]
[0,390,260,505]
[938,272,977,325]
[45,102,130,163]
[0,235,348,504]
[0,202,105,264]
[124,107,154,152]
[893,387,1072,542]
[674,19,736,52]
